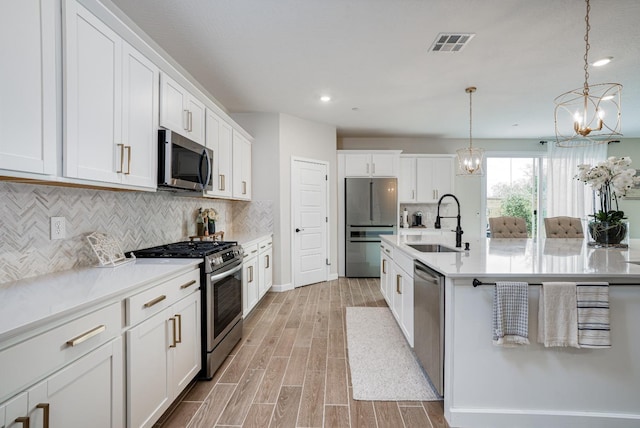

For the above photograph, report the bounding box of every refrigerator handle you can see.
[369,181,373,221]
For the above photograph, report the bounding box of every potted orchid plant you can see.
[576,156,640,245]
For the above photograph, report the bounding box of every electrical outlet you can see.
[50,217,66,240]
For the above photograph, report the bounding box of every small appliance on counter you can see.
[413,211,424,227]
[401,208,410,228]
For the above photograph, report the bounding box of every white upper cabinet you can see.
[0,0,57,175]
[344,152,399,177]
[63,0,158,189]
[205,110,233,199]
[160,74,205,145]
[399,155,454,203]
[232,131,252,200]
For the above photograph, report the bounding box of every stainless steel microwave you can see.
[158,129,213,192]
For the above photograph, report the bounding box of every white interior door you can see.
[292,159,328,287]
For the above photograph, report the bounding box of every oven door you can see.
[206,261,243,351]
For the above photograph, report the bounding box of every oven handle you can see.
[209,262,243,282]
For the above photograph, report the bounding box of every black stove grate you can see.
[131,241,237,258]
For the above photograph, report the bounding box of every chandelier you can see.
[456,86,484,175]
[554,0,622,147]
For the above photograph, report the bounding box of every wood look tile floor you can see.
[155,278,448,428]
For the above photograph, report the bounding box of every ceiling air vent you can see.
[429,33,475,52]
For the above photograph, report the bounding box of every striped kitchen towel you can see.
[493,281,530,346]
[577,282,611,348]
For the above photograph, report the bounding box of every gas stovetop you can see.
[131,241,238,258]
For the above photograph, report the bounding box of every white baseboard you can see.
[328,273,338,281]
[270,282,293,292]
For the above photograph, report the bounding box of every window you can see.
[483,155,546,238]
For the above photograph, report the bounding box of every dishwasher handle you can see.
[414,263,442,284]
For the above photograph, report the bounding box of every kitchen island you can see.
[381,235,640,428]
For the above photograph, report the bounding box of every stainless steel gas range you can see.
[132,241,244,379]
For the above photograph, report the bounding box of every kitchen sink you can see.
[407,243,460,253]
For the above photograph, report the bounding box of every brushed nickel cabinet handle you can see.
[36,403,50,428]
[249,265,254,283]
[116,144,124,173]
[366,163,369,174]
[125,146,132,174]
[242,181,247,195]
[218,174,224,191]
[180,280,197,290]
[15,416,30,428]
[143,295,166,308]
[372,163,376,174]
[188,111,193,132]
[396,275,402,294]
[183,109,189,131]
[382,259,386,274]
[412,190,415,199]
[266,254,270,269]
[169,317,177,348]
[175,314,182,344]
[66,325,106,347]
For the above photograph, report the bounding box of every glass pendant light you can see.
[456,86,484,175]
[554,0,622,147]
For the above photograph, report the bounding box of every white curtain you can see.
[546,142,607,219]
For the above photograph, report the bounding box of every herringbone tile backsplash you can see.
[0,182,272,286]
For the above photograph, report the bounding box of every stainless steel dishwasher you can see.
[413,260,444,396]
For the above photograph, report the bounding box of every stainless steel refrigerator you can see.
[345,177,397,277]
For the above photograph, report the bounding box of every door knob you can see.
[295,228,303,232]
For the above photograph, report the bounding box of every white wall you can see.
[232,113,338,287]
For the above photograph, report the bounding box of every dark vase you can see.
[588,221,627,245]
[208,220,216,234]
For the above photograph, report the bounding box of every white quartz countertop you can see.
[0,259,202,342]
[227,232,272,247]
[382,235,640,279]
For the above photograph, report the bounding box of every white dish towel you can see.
[493,281,530,346]
[537,282,579,348]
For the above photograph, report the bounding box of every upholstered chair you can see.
[489,216,528,238]
[544,216,584,238]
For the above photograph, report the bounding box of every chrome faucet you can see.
[434,193,463,248]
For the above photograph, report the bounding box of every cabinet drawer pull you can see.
[396,275,402,294]
[372,163,376,174]
[15,416,30,428]
[169,317,177,348]
[175,314,182,343]
[180,280,197,290]
[183,109,190,131]
[66,325,106,347]
[36,403,50,428]
[116,143,125,173]
[125,145,132,175]
[251,249,258,254]
[143,294,167,308]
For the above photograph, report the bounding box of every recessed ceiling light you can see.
[592,57,613,67]
[320,95,331,102]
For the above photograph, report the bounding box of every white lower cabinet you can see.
[382,246,414,347]
[258,237,273,298]
[242,245,259,317]
[127,284,201,428]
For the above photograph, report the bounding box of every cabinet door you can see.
[205,111,233,198]
[399,270,414,347]
[259,247,273,298]
[63,0,121,183]
[121,42,159,188]
[415,158,436,202]
[0,0,56,175]
[371,154,396,176]
[127,309,171,428]
[186,97,205,145]
[169,292,201,397]
[160,74,188,136]
[344,154,371,177]
[432,157,454,200]
[232,132,252,200]
[242,257,259,317]
[398,157,416,202]
[27,338,124,428]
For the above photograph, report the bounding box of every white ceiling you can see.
[110,0,640,140]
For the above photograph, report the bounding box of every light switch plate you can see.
[50,216,66,240]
